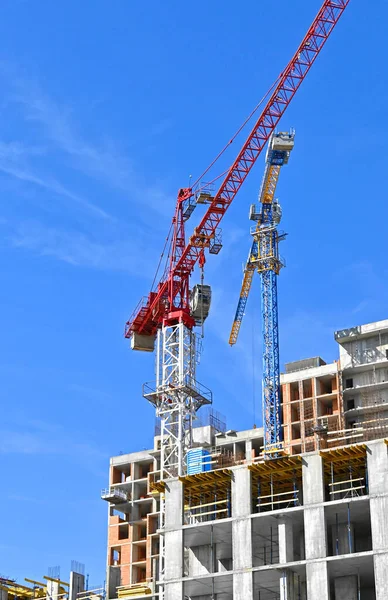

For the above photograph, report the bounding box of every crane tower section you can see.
[229,131,295,452]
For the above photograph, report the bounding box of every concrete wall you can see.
[164,479,184,600]
[232,468,253,600]
[367,440,388,600]
[339,331,388,370]
[302,454,329,600]
[69,572,85,600]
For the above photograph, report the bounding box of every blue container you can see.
[187,447,212,475]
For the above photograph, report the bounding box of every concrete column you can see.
[164,479,184,600]
[279,517,294,562]
[245,439,253,462]
[46,581,60,600]
[302,453,325,505]
[0,590,8,600]
[304,506,327,559]
[107,566,120,599]
[306,562,329,600]
[232,466,251,518]
[69,572,85,600]
[367,440,388,496]
[232,467,253,600]
[302,455,328,600]
[278,518,295,599]
[334,575,358,600]
[280,569,298,600]
[302,454,327,576]
[367,441,388,600]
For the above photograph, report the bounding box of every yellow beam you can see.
[25,579,46,588]
[43,577,69,587]
[0,584,35,597]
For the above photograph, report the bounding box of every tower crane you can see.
[229,131,295,452]
[124,1,350,484]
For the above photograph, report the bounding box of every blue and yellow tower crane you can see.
[229,131,295,452]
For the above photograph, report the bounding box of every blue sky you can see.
[1,0,387,586]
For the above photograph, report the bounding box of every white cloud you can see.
[8,72,173,216]
[0,419,107,475]
[0,64,175,230]
[8,220,154,275]
[0,155,112,221]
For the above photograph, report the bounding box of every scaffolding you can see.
[181,469,232,524]
[250,456,302,513]
[321,444,368,501]
[360,388,388,441]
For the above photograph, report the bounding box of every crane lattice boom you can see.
[125,0,350,343]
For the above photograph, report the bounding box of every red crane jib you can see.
[125,0,350,340]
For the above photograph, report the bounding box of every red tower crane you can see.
[125,0,351,480]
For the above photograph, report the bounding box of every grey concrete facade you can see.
[159,440,388,600]
[336,319,388,440]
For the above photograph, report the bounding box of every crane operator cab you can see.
[190,284,212,325]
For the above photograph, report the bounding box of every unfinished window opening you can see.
[290,382,300,401]
[304,438,316,453]
[252,520,280,566]
[147,514,158,536]
[251,456,302,513]
[133,544,146,562]
[302,379,313,398]
[138,501,153,519]
[110,547,121,566]
[291,423,301,440]
[345,378,354,389]
[326,500,372,557]
[318,377,333,395]
[304,419,314,438]
[290,402,300,423]
[137,462,153,479]
[251,437,262,460]
[151,537,159,557]
[318,398,333,417]
[147,468,163,495]
[133,523,147,541]
[347,399,355,410]
[183,470,232,524]
[290,443,302,456]
[322,445,368,502]
[234,441,246,462]
[111,467,126,485]
[303,399,314,421]
[118,524,129,540]
[132,565,146,584]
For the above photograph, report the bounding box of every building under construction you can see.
[108,3,388,599]
[102,319,388,600]
[0,566,101,600]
